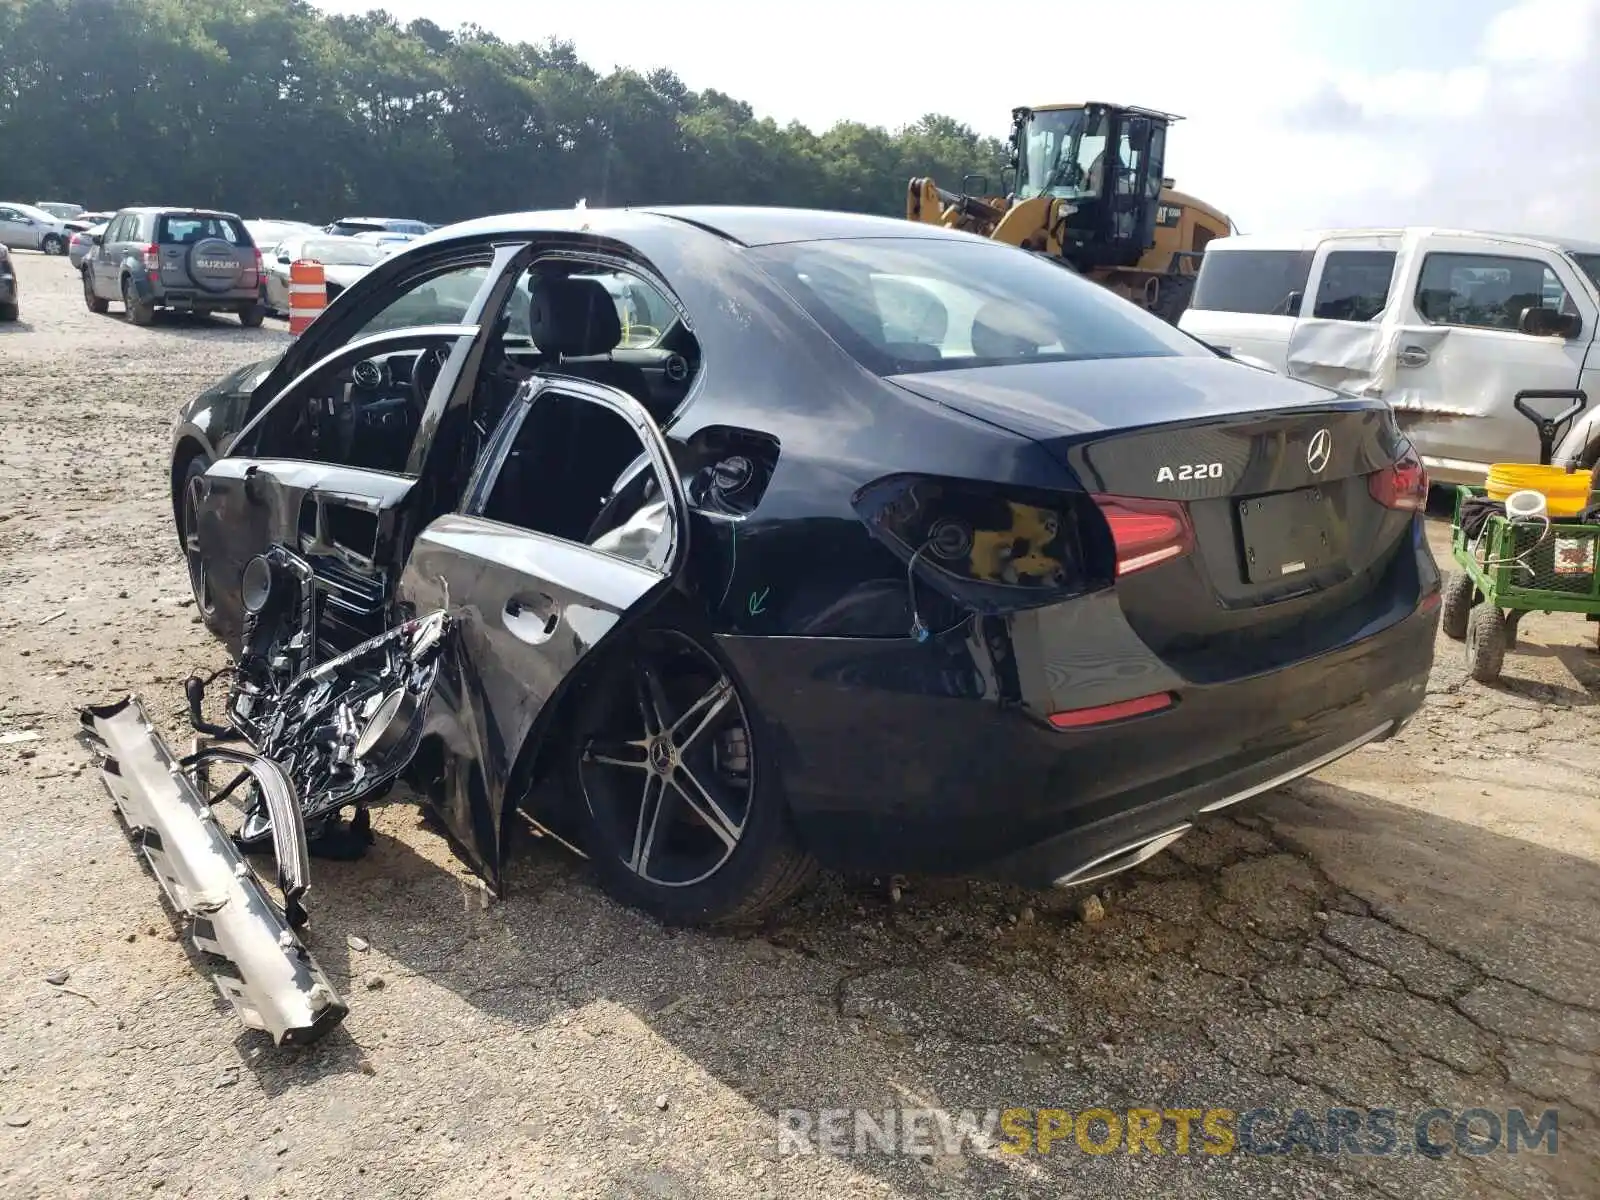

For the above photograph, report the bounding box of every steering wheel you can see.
[410,345,451,411]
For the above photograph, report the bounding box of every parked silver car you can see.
[35,201,84,221]
[68,222,107,269]
[0,202,70,255]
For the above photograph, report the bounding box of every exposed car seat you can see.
[528,276,652,404]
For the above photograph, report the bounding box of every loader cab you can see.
[1010,102,1174,270]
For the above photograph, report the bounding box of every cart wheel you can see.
[1465,602,1507,683]
[1440,571,1476,640]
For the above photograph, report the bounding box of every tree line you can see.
[0,0,1008,224]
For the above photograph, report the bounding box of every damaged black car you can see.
[89,206,1439,1037]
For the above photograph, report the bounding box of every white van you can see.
[1178,227,1600,484]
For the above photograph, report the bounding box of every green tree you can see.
[0,0,1008,222]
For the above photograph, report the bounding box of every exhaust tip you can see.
[1052,824,1192,890]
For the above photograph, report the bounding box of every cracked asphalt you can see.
[1,252,1596,1199]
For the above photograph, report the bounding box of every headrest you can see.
[528,276,622,357]
[970,301,1047,359]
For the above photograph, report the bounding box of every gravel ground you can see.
[0,250,1597,1200]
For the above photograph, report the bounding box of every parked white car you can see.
[260,234,387,314]
[1179,227,1600,483]
[0,202,70,255]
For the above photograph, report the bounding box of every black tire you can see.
[1465,602,1507,684]
[122,276,153,326]
[40,234,64,256]
[177,454,223,634]
[82,268,108,314]
[0,301,17,322]
[564,623,816,927]
[237,304,265,328]
[1440,571,1476,641]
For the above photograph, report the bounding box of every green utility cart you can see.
[1442,390,1600,683]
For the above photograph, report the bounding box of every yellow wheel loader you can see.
[906,103,1234,323]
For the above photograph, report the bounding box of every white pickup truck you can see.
[1179,227,1600,484]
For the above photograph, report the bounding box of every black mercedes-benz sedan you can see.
[165,205,1440,927]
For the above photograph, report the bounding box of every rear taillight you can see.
[142,243,159,273]
[252,247,263,277]
[852,474,1094,614]
[1092,496,1195,576]
[1369,443,1427,511]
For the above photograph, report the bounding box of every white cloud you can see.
[1482,0,1596,61]
[1183,0,1600,235]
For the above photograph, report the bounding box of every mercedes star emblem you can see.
[1306,428,1332,474]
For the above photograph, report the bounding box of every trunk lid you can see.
[889,355,1423,682]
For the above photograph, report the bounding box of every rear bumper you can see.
[78,696,346,1045]
[149,287,262,310]
[720,562,1437,887]
[0,275,15,304]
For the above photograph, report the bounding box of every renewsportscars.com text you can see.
[777,1106,1561,1158]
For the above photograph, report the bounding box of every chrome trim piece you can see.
[1051,721,1394,890]
[1053,824,1193,890]
[79,696,346,1045]
[1196,721,1392,813]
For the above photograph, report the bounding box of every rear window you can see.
[749,237,1202,376]
[158,214,250,247]
[1190,249,1314,316]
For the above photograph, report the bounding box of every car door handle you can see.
[1397,345,1430,368]
[504,593,560,642]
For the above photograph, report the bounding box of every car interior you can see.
[479,388,669,568]
[472,263,701,431]
[256,339,456,475]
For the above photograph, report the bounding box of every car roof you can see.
[640,205,979,246]
[418,205,985,250]
[116,206,244,219]
[1209,226,1600,258]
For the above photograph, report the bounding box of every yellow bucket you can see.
[1484,463,1590,518]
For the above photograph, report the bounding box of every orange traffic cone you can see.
[288,260,326,336]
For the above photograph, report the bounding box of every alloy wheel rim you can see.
[182,475,212,614]
[579,631,753,887]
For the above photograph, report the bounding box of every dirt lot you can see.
[1,250,1597,1200]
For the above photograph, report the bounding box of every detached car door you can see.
[191,325,481,650]
[396,377,689,885]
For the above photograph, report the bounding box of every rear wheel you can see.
[122,276,153,326]
[566,625,816,926]
[238,304,265,328]
[178,455,221,633]
[1465,602,1507,683]
[82,268,108,314]
[1440,571,1476,640]
[40,234,64,256]
[0,301,17,322]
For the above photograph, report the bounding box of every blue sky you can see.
[311,0,1600,237]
